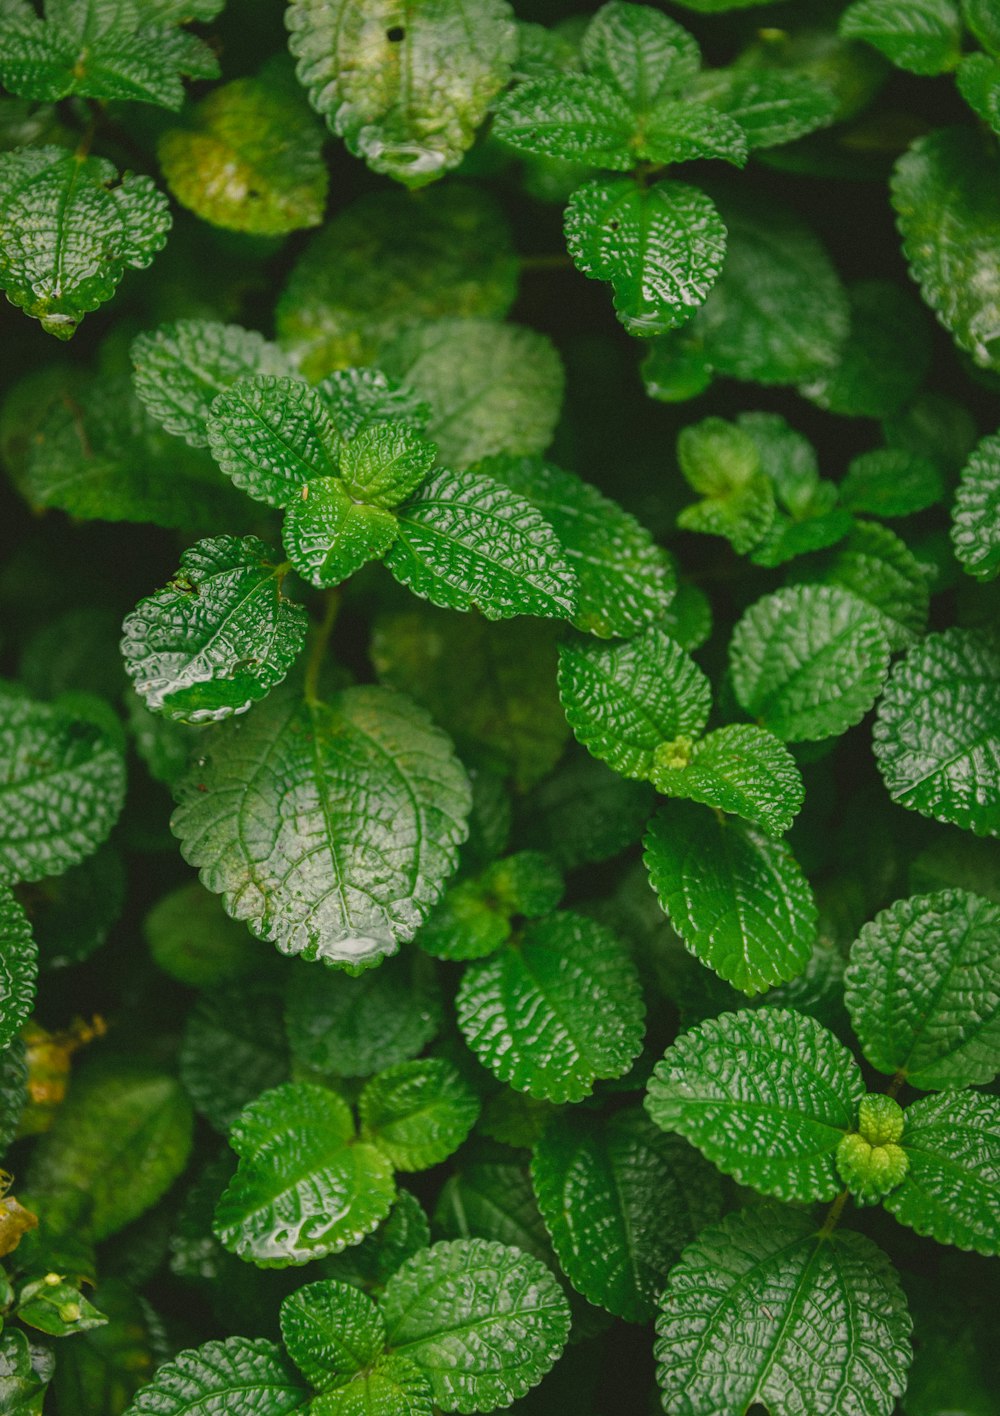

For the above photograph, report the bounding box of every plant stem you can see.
[304,589,340,706]
[819,1189,850,1238]
[884,1071,906,1099]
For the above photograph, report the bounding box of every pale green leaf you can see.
[359,1059,479,1171]
[840,0,962,74]
[840,447,944,518]
[737,412,820,519]
[339,421,436,509]
[123,1337,308,1416]
[207,375,340,507]
[309,1356,433,1416]
[650,724,805,837]
[0,887,37,1052]
[283,478,399,589]
[952,431,1000,582]
[280,1280,385,1390]
[581,2,701,108]
[676,416,775,553]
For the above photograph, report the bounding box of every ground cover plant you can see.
[0,0,999,1412]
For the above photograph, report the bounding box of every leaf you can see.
[957,51,1000,134]
[964,0,1000,52]
[892,127,1000,372]
[649,724,805,838]
[581,2,702,108]
[492,73,636,168]
[171,684,471,967]
[283,478,399,589]
[564,177,727,337]
[0,1329,51,1416]
[886,1092,1000,1255]
[839,0,962,74]
[455,911,645,1103]
[840,447,944,518]
[475,453,674,637]
[646,1007,864,1201]
[675,416,775,553]
[419,851,563,961]
[51,1278,158,1416]
[339,422,437,509]
[275,184,518,381]
[325,1188,432,1292]
[435,1156,554,1268]
[380,319,564,466]
[385,467,578,620]
[207,375,340,507]
[121,536,308,723]
[144,879,258,988]
[123,1337,309,1415]
[380,1238,571,1413]
[517,751,655,870]
[531,1107,722,1323]
[691,68,839,149]
[280,1280,385,1390]
[317,368,432,443]
[557,628,711,780]
[729,585,891,742]
[286,0,517,186]
[309,1356,434,1416]
[215,1083,396,1267]
[639,100,748,167]
[359,1059,479,1171]
[845,889,1000,1089]
[873,627,1000,836]
[643,802,817,995]
[0,687,126,886]
[28,1061,193,1242]
[952,432,1000,582]
[654,1205,912,1416]
[0,1040,27,1152]
[0,146,170,338]
[131,320,293,449]
[180,978,290,1134]
[0,888,37,1052]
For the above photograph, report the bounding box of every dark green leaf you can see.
[0,887,37,1051]
[952,432,1000,582]
[207,375,340,507]
[840,0,962,75]
[280,1279,385,1390]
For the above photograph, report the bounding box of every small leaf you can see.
[650,724,805,837]
[309,1356,433,1416]
[359,1059,479,1171]
[283,477,399,589]
[840,447,943,518]
[581,1,701,108]
[643,802,817,995]
[952,431,1000,582]
[380,1238,571,1413]
[280,1280,385,1390]
[638,100,748,167]
[318,368,432,442]
[435,1155,554,1266]
[0,888,37,1052]
[324,1189,432,1292]
[144,879,258,989]
[339,421,436,510]
[419,852,563,962]
[729,585,891,742]
[207,375,340,506]
[675,416,775,553]
[655,1205,912,1416]
[691,69,839,148]
[455,911,645,1103]
[957,51,1000,134]
[123,1337,308,1416]
[840,0,962,74]
[845,889,1000,1089]
[492,73,636,168]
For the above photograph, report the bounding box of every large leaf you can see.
[455,911,645,1103]
[124,1337,308,1415]
[171,683,471,968]
[280,1279,385,1390]
[655,1206,912,1416]
[951,431,1000,582]
[286,0,517,186]
[358,1059,479,1171]
[0,887,37,1052]
[845,889,1000,1089]
[581,0,701,107]
[649,724,805,838]
[839,0,962,75]
[207,375,340,507]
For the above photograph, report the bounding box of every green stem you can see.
[819,1188,850,1238]
[304,589,340,706]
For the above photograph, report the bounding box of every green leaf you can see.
[643,802,817,995]
[51,1278,157,1416]
[121,536,308,723]
[646,1007,864,1201]
[215,1082,396,1267]
[492,74,636,168]
[435,1155,554,1268]
[873,627,1000,836]
[275,184,518,382]
[316,368,431,442]
[557,628,711,780]
[15,1272,108,1337]
[285,949,441,1077]
[207,375,340,507]
[380,319,564,466]
[380,1238,571,1413]
[359,1059,479,1171]
[0,687,126,885]
[309,1356,434,1416]
[892,127,1000,372]
[0,147,170,338]
[581,2,701,108]
[964,0,1000,52]
[655,1205,912,1416]
[675,416,775,553]
[957,51,1000,134]
[531,1107,722,1323]
[280,1279,385,1390]
[171,684,471,967]
[324,1188,431,1292]
[455,911,645,1103]
[729,585,891,742]
[283,477,399,589]
[845,889,1000,1089]
[690,69,839,148]
[840,0,962,74]
[158,70,328,236]
[418,851,563,961]
[649,724,805,838]
[841,447,944,518]
[638,100,748,168]
[28,1060,193,1242]
[517,751,655,870]
[0,1329,51,1416]
[286,0,517,186]
[180,978,290,1134]
[131,320,293,449]
[123,1337,309,1416]
[338,421,436,510]
[952,432,1000,582]
[385,467,579,620]
[564,177,726,337]
[0,1039,28,1152]
[0,887,37,1051]
[737,412,821,519]
[143,879,258,989]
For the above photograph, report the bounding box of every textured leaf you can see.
[283,477,399,589]
[646,1008,864,1201]
[207,375,340,507]
[434,1156,554,1268]
[892,127,1000,372]
[845,889,1000,1089]
[418,851,563,961]
[840,447,944,518]
[492,74,636,168]
[957,51,1000,134]
[840,0,962,74]
[385,467,578,620]
[729,585,891,742]
[650,724,805,838]
[0,1329,52,1416]
[873,627,1000,836]
[557,629,711,780]
[309,1356,434,1416]
[124,1337,308,1415]
[581,1,701,108]
[215,1083,396,1267]
[952,431,1000,582]
[643,802,817,995]
[317,368,432,442]
[565,177,726,337]
[455,911,645,1103]
[792,520,931,652]
[338,421,436,510]
[280,1280,385,1390]
[517,752,655,870]
[121,537,308,723]
[144,879,258,989]
[691,68,839,148]
[286,0,517,186]
[0,1039,27,1153]
[172,683,471,967]
[179,978,290,1134]
[359,1059,479,1171]
[675,416,775,553]
[324,1188,432,1292]
[380,1238,571,1413]
[655,1205,912,1416]
[886,1091,1000,1255]
[0,687,126,886]
[641,100,748,168]
[0,146,170,338]
[531,1107,722,1323]
[0,887,37,1052]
